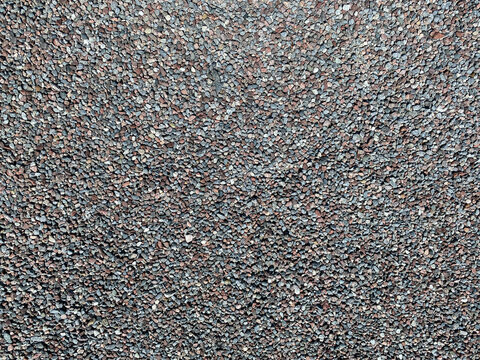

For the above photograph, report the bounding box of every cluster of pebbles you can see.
[1,0,479,358]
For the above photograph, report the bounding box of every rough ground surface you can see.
[1,0,479,359]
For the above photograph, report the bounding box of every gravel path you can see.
[1,0,479,358]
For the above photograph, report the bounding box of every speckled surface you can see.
[1,1,479,358]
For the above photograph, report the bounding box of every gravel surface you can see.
[1,0,480,358]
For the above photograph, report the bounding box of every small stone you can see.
[3,333,12,344]
[431,31,444,39]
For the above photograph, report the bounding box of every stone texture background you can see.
[0,0,479,358]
